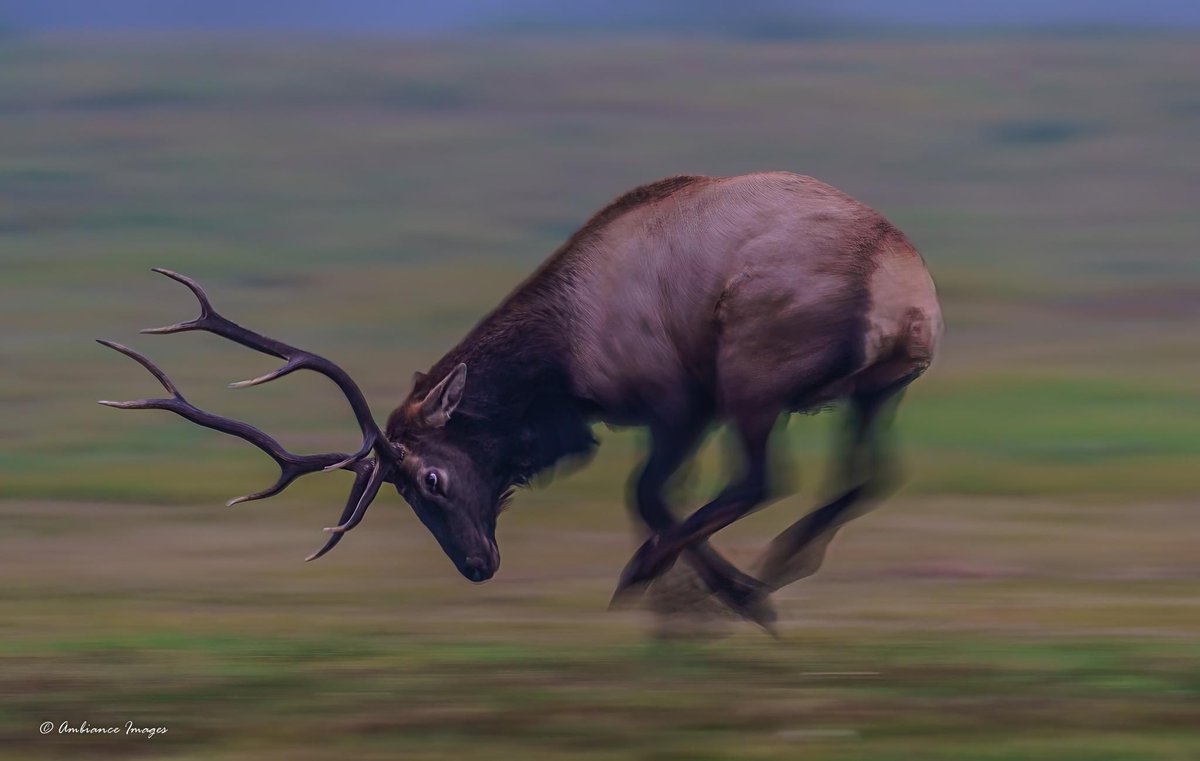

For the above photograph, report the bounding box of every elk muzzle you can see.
[460,540,500,582]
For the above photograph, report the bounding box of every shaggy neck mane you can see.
[406,176,712,487]
[413,258,596,487]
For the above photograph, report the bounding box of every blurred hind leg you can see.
[614,321,861,602]
[756,371,917,591]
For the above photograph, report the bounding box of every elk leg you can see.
[756,382,907,591]
[627,420,775,627]
[616,411,774,595]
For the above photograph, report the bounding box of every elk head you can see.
[98,269,498,581]
[384,363,503,582]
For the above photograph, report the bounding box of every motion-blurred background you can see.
[1,2,1197,759]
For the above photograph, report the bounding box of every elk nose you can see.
[463,556,494,583]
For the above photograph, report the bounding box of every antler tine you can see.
[140,268,384,468]
[96,339,181,400]
[323,455,388,534]
[304,457,387,562]
[96,339,351,504]
[139,268,216,334]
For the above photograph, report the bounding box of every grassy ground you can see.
[1,34,1198,759]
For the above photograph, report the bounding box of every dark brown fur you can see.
[389,176,716,484]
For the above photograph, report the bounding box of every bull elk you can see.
[99,172,941,628]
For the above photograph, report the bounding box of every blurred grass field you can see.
[1,34,1198,760]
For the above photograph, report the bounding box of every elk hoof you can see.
[612,534,681,602]
[711,578,778,635]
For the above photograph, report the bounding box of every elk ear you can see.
[417,363,467,428]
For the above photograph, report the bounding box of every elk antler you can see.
[140,268,384,469]
[97,269,397,560]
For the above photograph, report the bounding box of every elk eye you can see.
[423,470,441,493]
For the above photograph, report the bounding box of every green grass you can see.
[4,631,1198,760]
[1,33,1198,760]
[1,494,1198,760]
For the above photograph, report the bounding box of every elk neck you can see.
[406,259,598,485]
